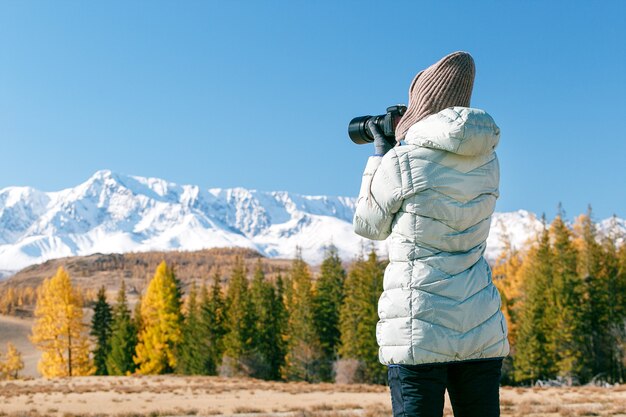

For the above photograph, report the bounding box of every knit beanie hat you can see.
[395,51,475,141]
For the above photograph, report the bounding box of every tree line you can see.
[28,246,388,383]
[0,286,37,315]
[494,209,626,384]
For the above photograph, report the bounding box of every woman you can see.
[353,51,509,417]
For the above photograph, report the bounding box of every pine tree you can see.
[549,213,587,381]
[615,222,626,322]
[30,266,94,377]
[221,257,256,376]
[574,209,611,381]
[175,281,207,374]
[574,209,603,280]
[514,220,557,383]
[282,250,322,381]
[106,280,138,376]
[312,244,346,381]
[90,286,113,375]
[603,216,626,382]
[199,271,227,375]
[338,248,386,384]
[133,295,144,335]
[274,273,288,378]
[249,260,285,380]
[134,261,184,374]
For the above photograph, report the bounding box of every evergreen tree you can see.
[133,294,144,335]
[30,266,94,377]
[549,213,587,381]
[312,244,346,381]
[274,273,288,378]
[175,281,207,374]
[282,250,322,381]
[134,261,184,374]
[574,209,611,381]
[615,221,626,321]
[575,209,603,280]
[514,220,557,383]
[603,216,626,382]
[221,257,256,376]
[199,271,227,375]
[106,280,137,376]
[90,286,113,375]
[338,248,386,384]
[281,271,294,333]
[249,260,285,379]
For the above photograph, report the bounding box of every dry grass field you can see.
[0,375,625,417]
[0,314,40,378]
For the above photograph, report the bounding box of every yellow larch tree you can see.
[492,234,525,347]
[133,261,183,374]
[0,342,24,380]
[29,266,94,377]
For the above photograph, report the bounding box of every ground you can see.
[0,375,625,417]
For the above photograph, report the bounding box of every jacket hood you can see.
[403,107,500,156]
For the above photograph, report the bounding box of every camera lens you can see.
[348,116,374,144]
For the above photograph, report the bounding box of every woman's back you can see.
[354,106,510,366]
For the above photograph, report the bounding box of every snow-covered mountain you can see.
[0,170,364,275]
[0,170,623,277]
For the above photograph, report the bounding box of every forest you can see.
[1,210,625,386]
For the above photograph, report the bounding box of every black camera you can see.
[348,105,407,144]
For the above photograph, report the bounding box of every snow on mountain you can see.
[598,216,626,247]
[0,170,373,274]
[486,210,545,257]
[0,170,623,276]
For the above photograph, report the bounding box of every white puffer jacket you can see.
[353,106,510,366]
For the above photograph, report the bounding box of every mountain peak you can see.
[91,168,114,178]
[78,169,126,191]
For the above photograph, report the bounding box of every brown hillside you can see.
[0,247,297,317]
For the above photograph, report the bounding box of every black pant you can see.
[387,358,503,417]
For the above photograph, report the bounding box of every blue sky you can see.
[1,1,625,220]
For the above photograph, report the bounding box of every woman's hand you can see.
[367,119,397,156]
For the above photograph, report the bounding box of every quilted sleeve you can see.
[353,150,404,241]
